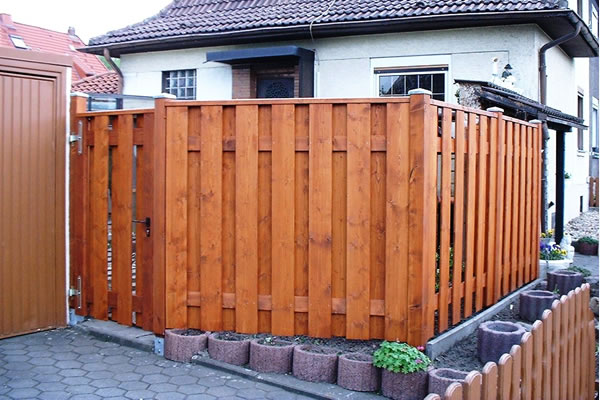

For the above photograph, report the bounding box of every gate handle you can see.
[132,217,151,237]
[69,120,83,155]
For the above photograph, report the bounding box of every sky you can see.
[1,0,171,43]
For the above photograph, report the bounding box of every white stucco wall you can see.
[120,23,591,227]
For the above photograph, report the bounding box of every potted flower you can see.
[539,242,570,278]
[373,342,432,400]
[575,236,598,255]
[540,229,555,245]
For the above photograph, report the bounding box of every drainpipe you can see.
[538,21,582,233]
[103,48,124,91]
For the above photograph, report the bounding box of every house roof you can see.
[84,0,598,57]
[0,13,109,83]
[72,71,120,94]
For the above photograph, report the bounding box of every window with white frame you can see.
[375,66,447,101]
[162,69,197,99]
[591,8,599,38]
[591,104,599,153]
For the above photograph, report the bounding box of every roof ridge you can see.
[72,70,117,85]
[12,21,85,44]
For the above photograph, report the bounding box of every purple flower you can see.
[415,359,422,364]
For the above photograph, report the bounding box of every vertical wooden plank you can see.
[485,113,497,307]
[438,108,452,332]
[475,116,488,311]
[452,111,466,325]
[523,127,533,284]
[541,309,553,400]
[346,103,371,339]
[464,113,477,318]
[235,105,259,334]
[200,106,224,331]
[503,122,513,295]
[165,106,188,329]
[308,103,333,338]
[567,291,576,400]
[222,106,236,331]
[531,320,543,399]
[89,116,109,320]
[137,112,155,332]
[112,114,134,325]
[510,345,522,400]
[560,296,568,400]
[551,300,561,400]
[510,124,521,292]
[187,108,201,328]
[518,125,526,287]
[574,288,582,399]
[531,125,541,281]
[587,320,595,400]
[498,354,513,400]
[482,362,498,400]
[385,102,410,341]
[463,371,482,400]
[521,332,533,400]
[445,382,464,400]
[271,104,295,336]
[492,111,505,302]
[407,92,436,345]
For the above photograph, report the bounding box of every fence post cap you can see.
[529,119,543,124]
[486,106,504,113]
[154,93,177,99]
[407,88,432,96]
[70,92,89,98]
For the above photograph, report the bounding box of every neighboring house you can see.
[589,0,599,179]
[83,0,599,229]
[0,13,112,91]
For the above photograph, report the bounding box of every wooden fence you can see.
[590,177,599,207]
[70,93,542,345]
[425,284,596,400]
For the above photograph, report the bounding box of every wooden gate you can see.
[0,48,69,338]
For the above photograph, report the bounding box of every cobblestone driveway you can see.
[0,329,310,400]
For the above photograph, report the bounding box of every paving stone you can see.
[55,360,83,369]
[142,373,170,384]
[0,350,27,356]
[82,362,109,372]
[114,372,143,382]
[148,382,178,393]
[3,370,36,380]
[186,395,217,400]
[118,380,149,391]
[33,373,63,383]
[65,384,96,395]
[206,386,238,397]
[59,368,87,377]
[103,355,131,364]
[178,383,208,395]
[90,378,119,388]
[266,391,299,400]
[86,370,114,379]
[238,388,269,399]
[35,382,67,392]
[135,364,164,375]
[7,387,41,399]
[61,376,91,386]
[7,378,37,388]
[226,379,255,389]
[71,394,101,400]
[31,365,59,375]
[169,374,197,385]
[3,355,30,363]
[37,391,71,400]
[156,392,186,400]
[50,352,79,361]
[125,389,156,399]
[29,357,56,366]
[94,387,127,397]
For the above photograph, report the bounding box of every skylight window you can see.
[9,35,28,49]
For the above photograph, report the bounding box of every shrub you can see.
[578,236,598,245]
[373,341,431,374]
[539,243,567,260]
[566,265,591,277]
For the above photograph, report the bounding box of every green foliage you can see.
[373,341,431,374]
[435,247,465,292]
[566,265,591,277]
[578,236,598,245]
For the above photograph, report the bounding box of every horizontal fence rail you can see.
[425,284,596,400]
[70,94,541,345]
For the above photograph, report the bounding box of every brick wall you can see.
[232,64,299,98]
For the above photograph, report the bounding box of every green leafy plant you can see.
[564,172,572,179]
[373,341,431,374]
[566,265,591,277]
[435,247,465,292]
[578,236,598,245]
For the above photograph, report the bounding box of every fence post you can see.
[407,89,436,345]
[69,92,89,316]
[152,93,175,335]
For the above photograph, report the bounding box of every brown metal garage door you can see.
[0,48,69,338]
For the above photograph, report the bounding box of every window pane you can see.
[433,94,445,101]
[379,76,392,96]
[406,75,418,92]
[433,74,445,94]
[392,75,405,95]
[178,88,186,98]
[186,88,195,98]
[187,77,195,86]
[418,74,432,91]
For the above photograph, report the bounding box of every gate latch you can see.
[69,276,82,309]
[133,217,151,237]
[69,120,83,155]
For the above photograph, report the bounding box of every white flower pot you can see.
[539,259,571,279]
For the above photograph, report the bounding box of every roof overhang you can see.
[206,45,314,65]
[81,9,598,58]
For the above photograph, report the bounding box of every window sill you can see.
[577,150,587,157]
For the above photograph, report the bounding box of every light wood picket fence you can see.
[425,284,597,400]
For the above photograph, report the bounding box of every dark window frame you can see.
[376,67,447,101]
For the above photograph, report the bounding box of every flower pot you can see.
[540,238,554,246]
[164,329,209,362]
[207,332,250,366]
[428,368,469,396]
[576,241,598,255]
[249,338,295,373]
[292,345,338,383]
[381,367,430,400]
[547,270,584,296]
[519,290,557,322]
[337,353,380,392]
[477,321,525,363]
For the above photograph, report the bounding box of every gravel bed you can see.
[565,209,599,241]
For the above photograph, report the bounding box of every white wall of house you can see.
[120,22,592,228]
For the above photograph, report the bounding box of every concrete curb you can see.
[72,319,155,353]
[426,279,541,360]
[191,353,382,400]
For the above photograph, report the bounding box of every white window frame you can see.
[591,98,599,155]
[371,55,451,101]
[591,8,599,38]
[9,35,28,49]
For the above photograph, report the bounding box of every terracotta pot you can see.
[428,368,468,396]
[164,329,209,362]
[207,332,250,366]
[249,339,295,373]
[381,367,430,400]
[576,241,598,255]
[292,345,338,383]
[337,353,380,392]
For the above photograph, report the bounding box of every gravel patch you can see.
[565,209,599,241]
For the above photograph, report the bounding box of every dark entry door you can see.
[257,77,294,98]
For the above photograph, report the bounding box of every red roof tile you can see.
[0,13,109,83]
[72,71,120,94]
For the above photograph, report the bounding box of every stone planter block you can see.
[337,353,380,392]
[477,321,525,363]
[547,270,584,296]
[519,290,557,322]
[207,333,250,366]
[428,368,469,396]
[164,329,208,362]
[539,259,570,279]
[249,339,295,373]
[292,345,338,383]
[381,368,430,400]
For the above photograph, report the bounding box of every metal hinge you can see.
[68,276,82,309]
[69,120,83,155]
[133,217,151,237]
